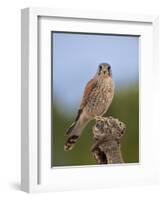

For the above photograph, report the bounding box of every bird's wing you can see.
[80,78,97,110]
[65,78,97,136]
[69,78,97,125]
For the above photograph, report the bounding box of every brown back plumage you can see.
[80,78,97,110]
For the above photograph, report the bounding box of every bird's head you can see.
[98,63,112,78]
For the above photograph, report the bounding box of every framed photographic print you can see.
[21,8,159,192]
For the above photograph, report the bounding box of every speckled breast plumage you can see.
[85,77,114,116]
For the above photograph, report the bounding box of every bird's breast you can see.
[85,78,114,116]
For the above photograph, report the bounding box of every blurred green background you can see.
[52,32,139,167]
[52,84,139,166]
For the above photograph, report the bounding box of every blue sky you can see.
[53,32,139,113]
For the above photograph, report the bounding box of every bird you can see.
[64,63,115,151]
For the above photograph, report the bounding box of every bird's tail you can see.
[64,118,88,151]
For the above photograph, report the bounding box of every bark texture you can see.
[91,116,126,164]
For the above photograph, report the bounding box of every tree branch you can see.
[91,116,126,164]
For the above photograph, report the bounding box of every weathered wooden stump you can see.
[91,116,126,164]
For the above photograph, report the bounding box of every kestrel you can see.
[64,63,114,151]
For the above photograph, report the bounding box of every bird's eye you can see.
[108,66,111,71]
[99,65,102,70]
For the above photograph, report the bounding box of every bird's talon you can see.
[94,116,104,121]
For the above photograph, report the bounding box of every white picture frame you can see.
[21,7,159,193]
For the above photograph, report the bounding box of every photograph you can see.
[51,32,139,167]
